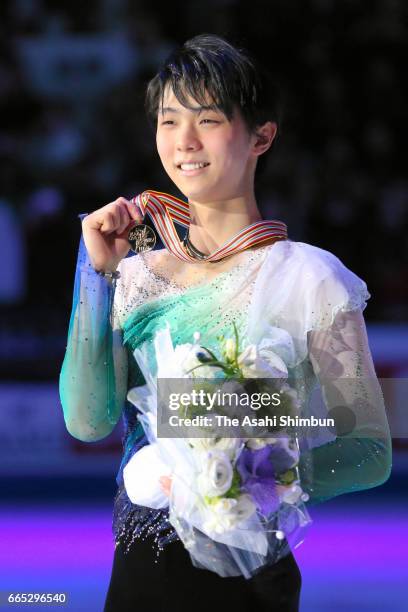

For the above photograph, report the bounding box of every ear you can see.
[252,121,278,156]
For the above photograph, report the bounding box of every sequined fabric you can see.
[59,225,392,561]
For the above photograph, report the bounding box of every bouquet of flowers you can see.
[123,322,312,578]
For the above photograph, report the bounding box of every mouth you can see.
[176,162,210,176]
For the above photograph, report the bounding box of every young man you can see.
[60,33,390,612]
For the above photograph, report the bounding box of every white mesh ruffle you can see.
[246,240,372,368]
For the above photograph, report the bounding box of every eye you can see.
[159,118,220,126]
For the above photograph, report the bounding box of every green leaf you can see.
[224,469,242,499]
[232,320,240,361]
[199,345,220,361]
[276,469,297,485]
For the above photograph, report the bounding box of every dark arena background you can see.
[0,1,407,610]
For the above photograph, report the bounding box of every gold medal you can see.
[128,223,156,253]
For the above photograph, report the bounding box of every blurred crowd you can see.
[0,0,407,378]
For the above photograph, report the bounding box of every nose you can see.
[176,124,202,152]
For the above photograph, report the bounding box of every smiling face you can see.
[155,84,262,203]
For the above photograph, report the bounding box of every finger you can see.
[124,196,144,223]
[117,205,131,235]
[99,210,120,234]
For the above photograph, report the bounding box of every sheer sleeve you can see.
[59,214,128,442]
[298,289,392,506]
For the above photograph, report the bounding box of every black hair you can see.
[144,33,283,178]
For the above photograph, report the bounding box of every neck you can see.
[187,191,263,255]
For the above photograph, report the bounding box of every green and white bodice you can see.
[59,222,392,548]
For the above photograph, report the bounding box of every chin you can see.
[175,181,223,202]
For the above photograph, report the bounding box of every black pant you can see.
[104,534,302,612]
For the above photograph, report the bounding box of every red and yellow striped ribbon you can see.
[131,189,288,263]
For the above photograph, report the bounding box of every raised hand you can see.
[81,196,143,273]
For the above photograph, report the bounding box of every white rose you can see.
[197,450,233,497]
[203,494,256,534]
[276,483,303,504]
[211,438,242,459]
[203,499,236,534]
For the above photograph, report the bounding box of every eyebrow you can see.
[160,104,219,115]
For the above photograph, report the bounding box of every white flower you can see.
[173,343,201,371]
[203,494,256,534]
[203,499,236,533]
[276,483,303,504]
[230,493,256,522]
[197,450,233,497]
[224,338,237,361]
[187,437,242,460]
[171,343,217,378]
[237,344,288,379]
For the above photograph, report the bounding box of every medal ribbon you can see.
[130,189,288,263]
